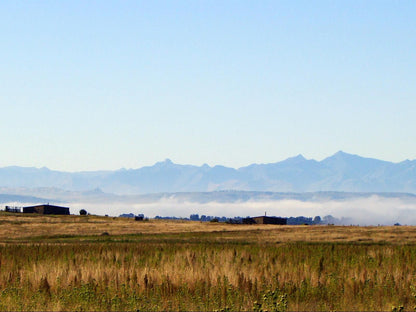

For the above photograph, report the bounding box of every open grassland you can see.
[1,213,416,310]
[2,212,416,244]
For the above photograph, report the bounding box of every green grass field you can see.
[0,213,416,311]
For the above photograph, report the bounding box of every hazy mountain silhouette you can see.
[0,151,415,194]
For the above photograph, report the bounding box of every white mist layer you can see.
[64,195,416,226]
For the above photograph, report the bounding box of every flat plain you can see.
[1,212,416,311]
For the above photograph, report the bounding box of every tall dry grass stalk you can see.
[0,241,416,311]
[1,214,416,310]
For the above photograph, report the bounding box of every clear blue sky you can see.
[1,1,415,171]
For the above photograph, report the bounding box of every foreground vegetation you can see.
[1,213,416,310]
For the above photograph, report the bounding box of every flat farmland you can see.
[0,213,416,311]
[1,213,416,243]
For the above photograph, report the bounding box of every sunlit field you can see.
[1,212,416,311]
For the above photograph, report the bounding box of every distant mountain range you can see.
[0,193,52,204]
[0,151,416,194]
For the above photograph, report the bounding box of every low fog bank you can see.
[65,195,416,226]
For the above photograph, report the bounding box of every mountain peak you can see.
[334,150,352,157]
[282,154,307,163]
[154,159,174,167]
[293,154,306,160]
[325,151,357,160]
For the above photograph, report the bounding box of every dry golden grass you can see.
[1,237,416,310]
[1,213,416,310]
[1,212,416,244]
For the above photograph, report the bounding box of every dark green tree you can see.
[79,209,87,215]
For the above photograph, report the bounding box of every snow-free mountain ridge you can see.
[0,151,415,194]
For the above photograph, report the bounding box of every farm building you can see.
[4,206,21,213]
[23,204,70,215]
[243,216,287,225]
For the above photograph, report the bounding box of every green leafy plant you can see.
[253,289,288,312]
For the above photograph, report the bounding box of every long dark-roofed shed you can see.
[243,216,287,225]
[23,204,70,215]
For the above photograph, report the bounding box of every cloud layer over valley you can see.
[64,195,416,226]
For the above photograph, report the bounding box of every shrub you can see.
[80,209,87,216]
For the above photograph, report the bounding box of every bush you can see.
[79,209,87,216]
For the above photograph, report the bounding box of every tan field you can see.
[1,212,416,311]
[1,212,416,244]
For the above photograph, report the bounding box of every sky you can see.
[1,1,415,172]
